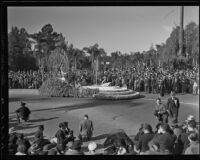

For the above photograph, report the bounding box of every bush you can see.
[39,78,73,97]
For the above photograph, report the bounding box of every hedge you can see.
[39,78,73,97]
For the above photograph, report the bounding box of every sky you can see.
[8,6,199,55]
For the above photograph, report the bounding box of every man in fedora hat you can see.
[15,101,31,124]
[166,91,180,124]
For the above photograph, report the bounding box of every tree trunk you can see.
[96,58,99,85]
[74,57,77,71]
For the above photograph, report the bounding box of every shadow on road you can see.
[9,116,59,131]
[9,97,23,102]
[9,117,39,131]
[19,97,146,114]
[9,97,51,102]
[28,117,59,123]
[91,134,109,141]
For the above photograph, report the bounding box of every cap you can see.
[88,142,97,151]
[21,101,26,106]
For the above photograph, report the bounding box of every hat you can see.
[143,123,153,132]
[21,101,26,106]
[88,142,97,151]
[170,91,175,96]
[9,127,16,134]
[70,141,82,150]
[186,115,195,122]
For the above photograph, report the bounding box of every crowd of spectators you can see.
[99,65,199,96]
[9,65,199,96]
[9,113,199,155]
[8,70,44,89]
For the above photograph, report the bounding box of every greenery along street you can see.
[8,22,199,74]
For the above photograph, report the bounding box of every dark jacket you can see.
[34,129,43,140]
[9,133,18,154]
[180,131,195,153]
[166,97,180,115]
[152,132,175,153]
[79,119,93,137]
[16,139,31,153]
[55,129,68,145]
[15,106,31,118]
[136,133,155,152]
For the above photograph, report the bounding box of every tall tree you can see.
[83,44,106,84]
[8,26,33,71]
[30,24,59,81]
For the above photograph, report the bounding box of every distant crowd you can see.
[9,65,199,96]
[99,66,199,96]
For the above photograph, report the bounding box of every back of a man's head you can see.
[188,120,196,129]
[38,125,44,130]
[17,144,26,153]
[84,115,88,119]
[188,132,199,142]
[160,123,170,132]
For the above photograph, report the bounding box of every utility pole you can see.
[178,6,184,57]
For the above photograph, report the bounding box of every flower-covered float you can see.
[82,83,140,100]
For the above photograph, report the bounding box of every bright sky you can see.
[8,6,199,55]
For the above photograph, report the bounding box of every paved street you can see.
[9,89,199,150]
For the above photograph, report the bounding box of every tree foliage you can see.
[8,26,36,71]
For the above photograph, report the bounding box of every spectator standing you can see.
[78,115,93,142]
[154,98,169,123]
[166,91,180,124]
[55,123,69,154]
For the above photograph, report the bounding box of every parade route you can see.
[9,89,199,150]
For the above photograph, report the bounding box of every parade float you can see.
[82,82,140,100]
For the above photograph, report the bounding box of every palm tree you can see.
[83,44,107,84]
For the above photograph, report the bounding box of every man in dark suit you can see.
[160,78,165,97]
[148,123,175,154]
[15,102,31,124]
[135,123,155,154]
[166,91,180,124]
[78,115,93,142]
[55,123,69,154]
[151,76,156,94]
[154,98,169,123]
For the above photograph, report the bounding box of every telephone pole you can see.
[178,6,185,57]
